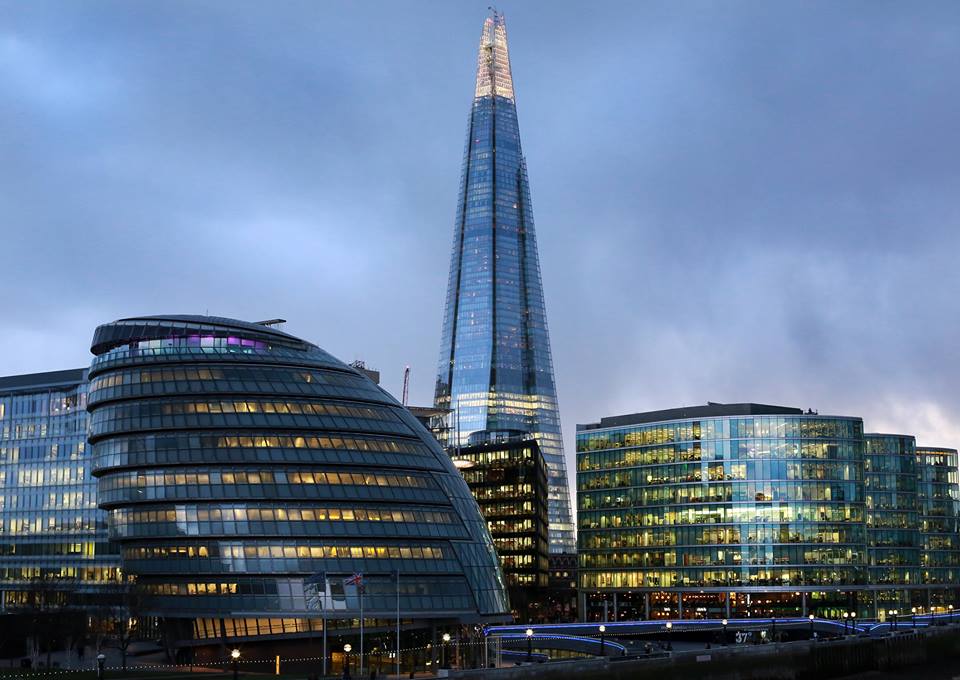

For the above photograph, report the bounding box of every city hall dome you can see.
[88,315,508,644]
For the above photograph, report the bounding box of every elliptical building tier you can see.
[88,315,508,644]
[434,11,575,553]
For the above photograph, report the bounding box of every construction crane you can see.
[401,366,410,406]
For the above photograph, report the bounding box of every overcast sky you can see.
[2,1,959,497]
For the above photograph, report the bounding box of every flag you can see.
[343,573,363,587]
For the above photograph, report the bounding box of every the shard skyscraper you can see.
[435,12,575,553]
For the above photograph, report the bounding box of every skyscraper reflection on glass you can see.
[435,11,575,552]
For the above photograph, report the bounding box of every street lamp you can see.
[891,610,898,632]
[843,612,849,636]
[343,644,352,679]
[809,613,815,639]
[442,633,451,669]
[950,604,954,625]
[721,618,728,646]
[912,607,917,629]
[525,628,534,662]
[96,653,106,680]
[665,621,673,651]
[771,615,776,641]
[231,649,240,680]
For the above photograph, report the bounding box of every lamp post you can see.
[343,644,352,679]
[809,613,815,639]
[912,607,917,629]
[442,633,451,669]
[598,624,606,656]
[721,618,728,646]
[525,628,534,662]
[665,621,673,651]
[231,649,240,680]
[892,610,898,632]
[851,612,857,635]
[843,612,849,636]
[771,615,776,642]
[950,604,954,625]
[96,653,106,680]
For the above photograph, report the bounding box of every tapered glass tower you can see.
[435,12,575,552]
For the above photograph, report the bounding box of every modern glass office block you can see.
[434,11,575,553]
[453,437,549,622]
[0,370,122,608]
[577,404,960,620]
[864,434,920,587]
[88,315,508,644]
[916,447,960,591]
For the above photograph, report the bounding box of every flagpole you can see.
[359,579,364,679]
[322,575,327,678]
[396,571,400,679]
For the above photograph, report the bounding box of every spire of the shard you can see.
[474,9,515,100]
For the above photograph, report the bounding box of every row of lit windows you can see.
[580,483,861,507]
[580,462,860,488]
[580,568,867,589]
[90,366,361,391]
[101,335,267,356]
[577,417,863,452]
[578,504,864,528]
[111,504,457,526]
[577,441,861,470]
[116,399,393,420]
[0,442,85,463]
[99,469,433,491]
[0,566,121,583]
[123,543,449,561]
[579,525,865,548]
[0,514,103,535]
[581,546,864,568]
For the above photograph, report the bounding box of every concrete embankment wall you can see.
[456,628,960,680]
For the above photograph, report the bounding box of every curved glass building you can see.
[88,316,508,646]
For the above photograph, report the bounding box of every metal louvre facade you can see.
[434,11,575,553]
[88,315,508,642]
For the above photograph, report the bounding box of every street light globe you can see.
[721,619,728,626]
[843,612,848,619]
[231,649,241,660]
[665,622,673,630]
[525,628,534,638]
[809,614,815,621]
[97,654,106,661]
[950,605,955,611]
[851,613,856,619]
[442,633,451,643]
[912,607,917,614]
[344,644,352,654]
[598,624,606,633]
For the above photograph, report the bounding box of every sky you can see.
[2,1,959,504]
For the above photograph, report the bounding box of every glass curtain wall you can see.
[434,11,574,552]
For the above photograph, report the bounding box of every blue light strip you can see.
[497,634,627,653]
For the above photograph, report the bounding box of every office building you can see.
[433,10,575,553]
[577,403,960,620]
[88,315,509,646]
[0,370,121,608]
[452,437,549,621]
[917,446,960,599]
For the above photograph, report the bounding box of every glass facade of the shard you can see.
[435,12,575,552]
